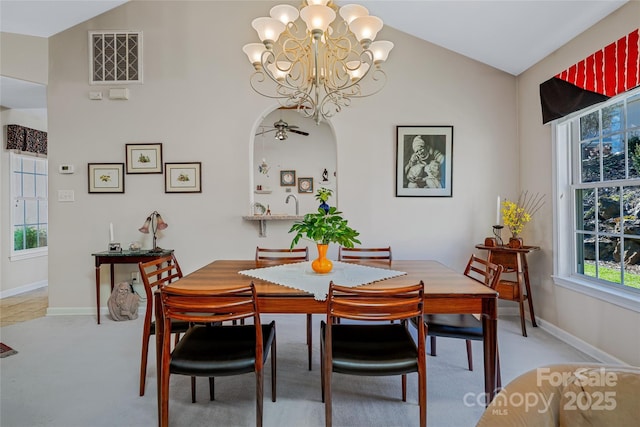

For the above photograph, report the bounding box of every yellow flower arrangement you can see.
[502,191,544,238]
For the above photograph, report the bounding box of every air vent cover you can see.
[89,31,142,84]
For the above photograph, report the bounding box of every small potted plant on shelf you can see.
[289,206,360,274]
[315,187,333,213]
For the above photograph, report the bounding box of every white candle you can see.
[496,197,500,225]
[110,223,114,242]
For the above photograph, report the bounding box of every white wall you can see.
[46,1,517,314]
[517,2,640,365]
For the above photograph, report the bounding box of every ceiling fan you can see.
[256,119,309,140]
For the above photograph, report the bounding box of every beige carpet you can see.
[0,313,597,427]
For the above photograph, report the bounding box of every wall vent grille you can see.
[89,31,142,84]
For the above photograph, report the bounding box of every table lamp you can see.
[138,211,168,252]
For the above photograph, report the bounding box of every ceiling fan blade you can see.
[289,129,309,136]
[255,128,277,136]
[288,125,299,129]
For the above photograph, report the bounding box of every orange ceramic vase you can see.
[312,243,333,274]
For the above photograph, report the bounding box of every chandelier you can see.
[243,0,393,124]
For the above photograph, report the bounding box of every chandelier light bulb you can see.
[270,4,299,25]
[306,0,330,5]
[339,4,369,25]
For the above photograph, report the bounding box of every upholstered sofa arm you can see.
[476,363,640,427]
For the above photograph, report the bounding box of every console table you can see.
[91,249,174,324]
[475,243,539,337]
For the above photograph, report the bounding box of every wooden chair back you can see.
[255,246,309,263]
[338,246,392,262]
[463,254,504,290]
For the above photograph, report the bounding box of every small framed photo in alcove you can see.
[280,170,296,186]
[395,125,453,197]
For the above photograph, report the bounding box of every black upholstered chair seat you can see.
[170,322,276,377]
[424,314,483,340]
[322,322,419,376]
[149,319,190,336]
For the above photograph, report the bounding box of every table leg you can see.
[95,265,101,325]
[155,292,163,427]
[522,257,538,328]
[482,296,498,405]
[110,264,115,291]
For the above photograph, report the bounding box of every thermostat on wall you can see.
[59,164,75,174]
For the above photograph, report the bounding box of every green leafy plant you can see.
[289,206,360,249]
[315,187,333,203]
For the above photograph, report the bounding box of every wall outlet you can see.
[131,272,140,285]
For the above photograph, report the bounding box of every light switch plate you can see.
[58,190,75,202]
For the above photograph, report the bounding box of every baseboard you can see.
[535,318,628,365]
[0,280,47,299]
[47,306,142,317]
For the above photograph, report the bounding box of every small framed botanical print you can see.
[164,162,202,193]
[126,143,163,174]
[298,177,313,193]
[280,170,296,186]
[88,163,125,193]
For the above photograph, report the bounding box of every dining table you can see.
[154,259,499,423]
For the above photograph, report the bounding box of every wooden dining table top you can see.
[163,259,498,314]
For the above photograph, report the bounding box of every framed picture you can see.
[396,125,453,197]
[126,143,163,174]
[165,162,202,193]
[88,163,125,193]
[298,177,313,193]
[280,170,296,186]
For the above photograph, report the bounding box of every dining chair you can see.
[338,246,392,262]
[255,246,314,371]
[159,283,276,427]
[412,254,503,386]
[321,282,426,427]
[138,254,192,397]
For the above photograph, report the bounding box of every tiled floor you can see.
[0,287,48,327]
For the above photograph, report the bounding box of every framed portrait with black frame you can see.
[395,125,453,197]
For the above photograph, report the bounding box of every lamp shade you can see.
[299,5,336,34]
[155,214,168,230]
[346,61,369,81]
[252,17,286,45]
[369,40,394,63]
[349,15,383,44]
[339,4,369,25]
[270,4,299,25]
[243,43,267,65]
[138,217,151,234]
[267,61,291,81]
[306,0,330,5]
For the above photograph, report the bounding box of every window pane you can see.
[22,173,35,198]
[622,185,640,237]
[36,175,47,198]
[13,226,25,251]
[12,171,22,196]
[628,131,640,178]
[580,111,600,140]
[599,236,621,283]
[628,93,640,128]
[598,186,620,232]
[24,199,38,224]
[578,233,595,277]
[12,199,25,226]
[602,102,624,135]
[22,157,35,173]
[37,225,48,248]
[35,160,47,175]
[622,238,640,290]
[576,188,595,232]
[581,139,600,182]
[38,200,48,223]
[603,134,624,180]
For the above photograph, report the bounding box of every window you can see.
[10,152,48,260]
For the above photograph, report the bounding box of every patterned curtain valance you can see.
[6,124,47,155]
[540,28,639,124]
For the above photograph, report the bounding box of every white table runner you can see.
[238,261,407,301]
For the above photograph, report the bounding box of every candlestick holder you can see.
[492,225,504,246]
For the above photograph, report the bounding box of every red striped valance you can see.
[540,28,639,124]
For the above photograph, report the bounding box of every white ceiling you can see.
[0,0,629,109]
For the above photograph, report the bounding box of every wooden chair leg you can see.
[271,333,277,402]
[466,340,473,371]
[256,369,264,427]
[307,313,312,371]
[401,374,407,402]
[209,377,215,401]
[191,376,196,403]
[430,336,437,356]
[324,364,332,427]
[139,332,150,396]
[518,298,528,337]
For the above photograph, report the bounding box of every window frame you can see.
[553,87,640,312]
[9,151,48,261]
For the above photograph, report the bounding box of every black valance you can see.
[6,124,47,155]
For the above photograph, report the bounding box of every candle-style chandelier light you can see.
[243,0,393,124]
